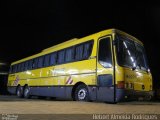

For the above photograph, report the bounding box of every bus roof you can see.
[11,28,143,65]
[114,29,143,45]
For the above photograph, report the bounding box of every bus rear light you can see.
[117,81,125,89]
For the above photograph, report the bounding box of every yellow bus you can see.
[7,29,153,102]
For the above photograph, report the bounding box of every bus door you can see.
[96,36,115,102]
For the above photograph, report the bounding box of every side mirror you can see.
[131,66,136,71]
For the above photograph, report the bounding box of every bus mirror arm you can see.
[131,66,136,71]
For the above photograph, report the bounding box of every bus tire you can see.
[38,96,46,99]
[16,86,23,98]
[23,86,31,99]
[74,84,89,101]
[144,95,153,101]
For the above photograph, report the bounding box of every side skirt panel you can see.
[29,86,72,99]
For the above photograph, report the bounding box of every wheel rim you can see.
[24,88,29,97]
[17,89,21,97]
[78,89,87,100]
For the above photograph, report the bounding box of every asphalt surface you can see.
[0,95,160,120]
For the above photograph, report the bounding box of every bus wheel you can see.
[23,86,31,99]
[74,84,89,101]
[145,95,153,101]
[16,86,23,98]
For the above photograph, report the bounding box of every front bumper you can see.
[124,89,154,100]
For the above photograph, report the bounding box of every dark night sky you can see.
[0,1,160,87]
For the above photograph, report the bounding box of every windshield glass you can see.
[116,34,149,71]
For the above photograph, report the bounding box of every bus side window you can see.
[12,65,14,73]
[44,54,50,67]
[21,62,25,72]
[32,58,38,69]
[38,56,44,68]
[16,64,19,72]
[28,60,33,70]
[17,64,21,72]
[24,61,28,71]
[83,41,93,59]
[75,44,83,60]
[65,47,74,62]
[16,64,18,72]
[98,37,112,68]
[57,50,65,64]
[50,52,57,65]
[9,66,12,73]
[15,65,18,73]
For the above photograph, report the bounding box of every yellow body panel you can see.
[8,28,152,95]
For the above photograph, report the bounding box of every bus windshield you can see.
[116,34,149,71]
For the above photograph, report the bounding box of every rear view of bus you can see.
[114,30,154,102]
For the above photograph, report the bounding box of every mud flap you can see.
[97,87,115,102]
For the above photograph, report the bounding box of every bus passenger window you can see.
[38,57,44,68]
[17,64,21,72]
[28,60,33,70]
[32,58,38,69]
[50,53,57,65]
[65,47,74,62]
[9,66,12,73]
[98,37,112,68]
[21,63,25,72]
[12,65,15,73]
[44,55,50,67]
[83,42,93,59]
[14,65,18,73]
[75,44,83,60]
[24,61,28,71]
[57,50,65,64]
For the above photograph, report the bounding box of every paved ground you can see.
[0,95,160,115]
